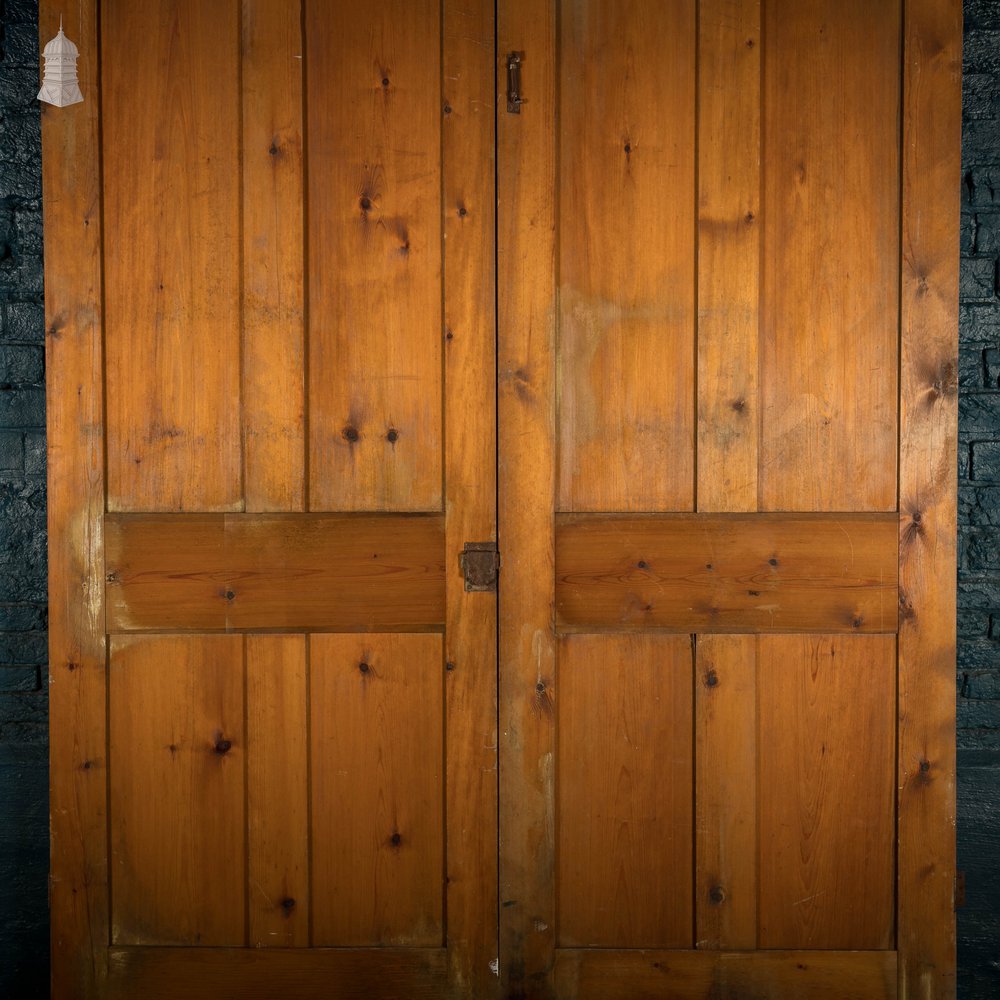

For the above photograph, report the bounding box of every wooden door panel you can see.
[758,635,896,950]
[47,0,497,995]
[102,0,243,513]
[555,513,898,633]
[557,635,693,949]
[499,0,959,997]
[310,633,445,947]
[557,0,696,512]
[307,0,443,512]
[246,634,309,948]
[105,512,446,632]
[760,0,901,512]
[109,634,246,946]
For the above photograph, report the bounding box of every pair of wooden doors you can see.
[43,1,960,998]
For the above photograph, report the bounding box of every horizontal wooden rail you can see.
[556,513,898,633]
[108,947,447,1000]
[105,513,446,632]
[554,949,897,1000]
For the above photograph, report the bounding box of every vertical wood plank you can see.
[498,0,558,993]
[41,2,108,993]
[442,0,499,992]
[697,0,761,512]
[758,635,895,950]
[695,634,757,949]
[557,635,694,949]
[247,635,308,947]
[760,0,900,512]
[898,1,961,996]
[102,0,242,512]
[310,634,444,946]
[242,0,306,512]
[558,0,696,512]
[307,0,442,512]
[109,635,246,946]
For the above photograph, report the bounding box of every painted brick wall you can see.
[0,0,48,996]
[0,2,997,997]
[958,4,1000,998]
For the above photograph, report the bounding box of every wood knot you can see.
[214,738,233,756]
[390,832,402,847]
[445,661,456,672]
[268,141,280,156]
[359,196,372,213]
[709,885,726,905]
[443,103,452,114]
[704,670,719,688]
[536,681,546,693]
[637,559,648,569]
[744,211,755,223]
[851,616,864,629]
[381,76,390,87]
[457,205,468,218]
[386,428,399,443]
[280,897,296,914]
[342,425,360,443]
[919,759,931,773]
[731,398,746,412]
[358,661,371,674]
[223,590,236,602]
[768,558,779,567]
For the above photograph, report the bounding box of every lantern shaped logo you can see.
[37,19,84,108]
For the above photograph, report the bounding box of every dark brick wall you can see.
[958,4,1000,999]
[0,2,997,998]
[0,0,48,996]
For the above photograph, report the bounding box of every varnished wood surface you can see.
[307,0,442,511]
[758,635,896,950]
[247,635,309,947]
[102,0,242,512]
[558,0,696,512]
[107,947,448,1000]
[242,0,306,512]
[41,2,109,993]
[498,1,559,994]
[697,0,760,512]
[557,635,693,948]
[556,513,898,633]
[695,634,757,949]
[109,635,246,946]
[760,0,900,512]
[897,1,962,996]
[553,949,898,1000]
[310,634,444,947]
[442,0,499,992]
[105,513,445,632]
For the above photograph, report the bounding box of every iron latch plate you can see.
[460,542,500,592]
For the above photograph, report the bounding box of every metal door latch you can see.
[506,52,523,113]
[460,542,500,592]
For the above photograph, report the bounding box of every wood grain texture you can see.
[558,0,696,512]
[102,0,242,512]
[758,635,896,950]
[307,0,442,512]
[556,513,898,633]
[695,634,756,949]
[105,513,445,632]
[553,950,898,1000]
[760,0,900,512]
[310,634,444,946]
[107,947,447,1000]
[697,0,760,512]
[109,634,245,946]
[898,2,961,996]
[498,0,558,993]
[242,0,306,512]
[247,635,309,947]
[557,635,693,948]
[442,0,499,993]
[41,2,109,994]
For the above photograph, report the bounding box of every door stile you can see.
[897,1,961,996]
[42,1,109,996]
[497,1,558,995]
[443,0,500,994]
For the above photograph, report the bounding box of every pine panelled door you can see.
[41,2,960,999]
